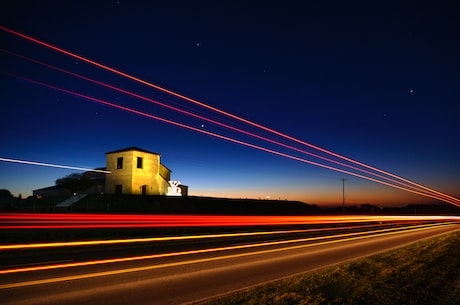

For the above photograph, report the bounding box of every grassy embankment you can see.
[203,229,460,305]
[5,194,321,214]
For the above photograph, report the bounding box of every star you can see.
[409,88,414,94]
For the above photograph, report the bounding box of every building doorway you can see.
[115,184,122,195]
[141,185,147,196]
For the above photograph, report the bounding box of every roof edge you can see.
[105,146,161,155]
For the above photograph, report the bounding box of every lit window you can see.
[117,157,123,169]
[137,157,143,169]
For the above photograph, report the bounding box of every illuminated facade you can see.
[105,147,171,195]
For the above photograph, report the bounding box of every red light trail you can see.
[0,213,458,229]
[9,75,460,206]
[2,50,451,203]
[1,25,459,206]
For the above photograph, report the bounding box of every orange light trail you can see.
[11,75,460,206]
[1,25,458,207]
[0,222,420,250]
[0,222,453,276]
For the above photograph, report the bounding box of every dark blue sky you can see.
[1,1,459,206]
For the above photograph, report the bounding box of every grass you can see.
[202,230,460,305]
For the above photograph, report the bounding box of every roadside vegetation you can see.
[203,229,460,305]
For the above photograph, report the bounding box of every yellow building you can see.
[105,147,171,195]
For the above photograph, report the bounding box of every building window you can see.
[115,184,122,194]
[117,157,123,169]
[137,157,143,169]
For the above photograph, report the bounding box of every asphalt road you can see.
[1,224,458,305]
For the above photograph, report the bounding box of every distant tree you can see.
[0,189,13,198]
[55,173,93,193]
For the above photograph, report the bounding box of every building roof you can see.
[33,185,62,192]
[105,147,161,155]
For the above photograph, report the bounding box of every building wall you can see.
[131,150,158,195]
[106,150,134,194]
[159,163,171,194]
[105,149,170,195]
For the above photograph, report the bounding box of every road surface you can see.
[1,223,458,305]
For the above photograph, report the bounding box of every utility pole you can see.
[342,178,345,213]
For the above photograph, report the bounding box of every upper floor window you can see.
[137,157,143,169]
[117,157,123,169]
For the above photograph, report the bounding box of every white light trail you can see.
[0,157,111,174]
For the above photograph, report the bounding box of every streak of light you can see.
[0,222,453,279]
[1,25,458,206]
[1,50,448,202]
[11,75,460,206]
[1,213,459,230]
[0,157,111,173]
[0,222,418,250]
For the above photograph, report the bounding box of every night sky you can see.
[1,1,459,207]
